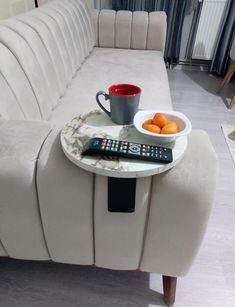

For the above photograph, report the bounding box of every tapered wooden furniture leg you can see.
[216,60,235,93]
[162,275,177,306]
[229,93,235,109]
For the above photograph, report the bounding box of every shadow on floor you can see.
[183,70,235,109]
[0,258,165,307]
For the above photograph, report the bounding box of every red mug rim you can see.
[109,84,141,96]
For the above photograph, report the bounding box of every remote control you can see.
[81,138,173,164]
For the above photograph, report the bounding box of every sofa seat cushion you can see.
[49,47,172,125]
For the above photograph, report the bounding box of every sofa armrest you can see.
[141,130,218,276]
[0,119,51,259]
[92,9,167,52]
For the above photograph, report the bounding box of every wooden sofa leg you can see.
[229,93,235,109]
[162,275,177,306]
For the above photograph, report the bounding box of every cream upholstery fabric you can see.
[95,131,217,274]
[94,175,151,270]
[34,128,217,275]
[115,11,132,49]
[50,47,172,125]
[92,9,99,46]
[0,42,42,120]
[98,10,116,48]
[0,1,218,278]
[94,9,166,52]
[37,129,94,265]
[0,119,51,260]
[0,24,52,119]
[1,19,60,110]
[0,0,95,119]
[147,12,167,52]
[16,13,67,100]
[141,130,218,276]
[131,11,149,50]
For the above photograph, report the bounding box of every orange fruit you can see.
[143,124,161,134]
[161,122,178,134]
[153,113,168,128]
[142,119,153,127]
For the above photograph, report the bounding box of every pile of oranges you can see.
[142,113,178,134]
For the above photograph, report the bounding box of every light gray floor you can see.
[0,70,235,307]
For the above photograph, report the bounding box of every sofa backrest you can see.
[0,0,95,120]
[92,10,167,52]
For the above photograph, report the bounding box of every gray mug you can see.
[96,83,141,125]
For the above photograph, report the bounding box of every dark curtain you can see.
[112,0,187,64]
[210,0,235,76]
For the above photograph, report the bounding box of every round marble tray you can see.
[60,110,188,178]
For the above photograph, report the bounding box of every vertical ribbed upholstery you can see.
[16,14,67,100]
[92,9,99,46]
[94,9,166,52]
[94,175,151,270]
[0,0,95,120]
[0,25,52,119]
[0,42,42,120]
[50,1,84,66]
[1,19,60,110]
[0,72,25,120]
[146,12,167,52]
[115,11,132,49]
[70,0,95,56]
[131,11,148,50]
[38,6,78,79]
[98,10,116,48]
[28,9,73,89]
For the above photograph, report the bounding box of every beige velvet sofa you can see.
[0,0,218,305]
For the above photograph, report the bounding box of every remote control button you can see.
[128,149,141,155]
[129,144,141,153]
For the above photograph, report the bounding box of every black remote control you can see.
[81,138,173,164]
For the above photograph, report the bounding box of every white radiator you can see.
[192,0,228,60]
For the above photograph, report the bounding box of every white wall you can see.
[0,0,35,20]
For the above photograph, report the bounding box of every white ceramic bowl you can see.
[134,110,192,143]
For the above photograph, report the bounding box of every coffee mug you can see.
[96,84,141,125]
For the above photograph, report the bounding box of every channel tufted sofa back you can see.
[0,0,95,120]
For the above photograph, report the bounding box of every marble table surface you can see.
[60,110,188,178]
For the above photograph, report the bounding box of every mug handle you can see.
[96,91,111,117]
